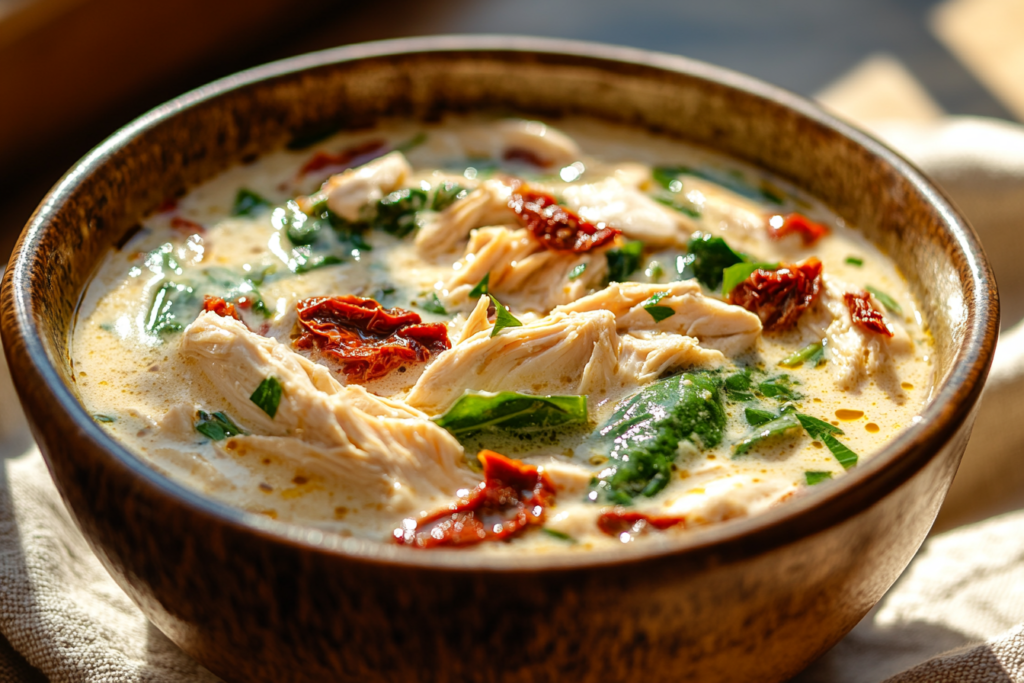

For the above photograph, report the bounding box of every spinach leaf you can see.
[202,268,272,318]
[293,252,343,274]
[795,413,843,437]
[606,241,644,283]
[422,293,447,315]
[195,411,246,441]
[723,369,755,401]
[469,273,490,298]
[845,256,864,267]
[374,188,429,237]
[434,392,588,438]
[274,201,319,246]
[653,195,702,219]
[541,528,575,543]
[779,341,825,368]
[677,232,744,290]
[796,413,859,469]
[431,181,469,211]
[758,374,802,401]
[820,434,859,469]
[232,188,271,217]
[641,291,674,323]
[146,281,198,336]
[93,414,116,423]
[586,372,726,503]
[568,263,587,281]
[866,286,902,315]
[722,262,779,295]
[744,407,776,427]
[805,471,833,485]
[250,377,283,419]
[733,412,801,456]
[489,295,523,336]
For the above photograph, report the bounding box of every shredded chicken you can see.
[414,179,515,257]
[178,312,475,504]
[552,281,762,356]
[406,302,722,414]
[460,119,581,168]
[303,151,411,222]
[562,177,695,248]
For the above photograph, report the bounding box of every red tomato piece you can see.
[170,216,205,234]
[202,296,241,322]
[507,183,620,253]
[298,139,387,178]
[293,296,450,381]
[393,450,557,548]
[503,146,553,168]
[768,213,829,246]
[844,291,893,337]
[729,258,823,331]
[597,509,687,540]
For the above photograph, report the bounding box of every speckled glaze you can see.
[0,37,998,682]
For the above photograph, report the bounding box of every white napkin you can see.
[2,116,1024,683]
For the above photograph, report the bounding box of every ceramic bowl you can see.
[0,36,998,683]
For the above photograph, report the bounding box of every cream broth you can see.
[71,117,933,552]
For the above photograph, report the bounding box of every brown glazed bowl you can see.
[0,36,998,682]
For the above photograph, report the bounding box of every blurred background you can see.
[1,0,1023,525]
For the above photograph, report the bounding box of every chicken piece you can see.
[818,277,914,390]
[179,312,475,503]
[308,151,411,222]
[685,177,769,254]
[443,227,608,312]
[561,177,695,248]
[660,473,798,526]
[552,281,762,356]
[460,119,581,168]
[414,179,515,257]
[405,309,722,414]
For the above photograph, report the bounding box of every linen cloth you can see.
[1,116,1023,682]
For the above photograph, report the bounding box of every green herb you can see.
[394,131,427,153]
[469,273,490,297]
[779,341,825,368]
[866,286,902,315]
[758,374,802,401]
[374,188,429,237]
[232,189,271,217]
[145,243,182,274]
[653,195,702,219]
[586,371,726,503]
[202,268,272,318]
[250,377,283,419]
[435,391,588,438]
[145,281,198,336]
[744,407,776,427]
[489,295,523,336]
[422,293,447,315]
[606,241,644,283]
[568,263,587,281]
[646,260,665,281]
[431,181,469,211]
[92,414,116,423]
[677,233,745,290]
[723,370,755,401]
[845,256,864,267]
[805,471,833,485]
[796,413,859,469]
[722,262,779,296]
[640,291,674,323]
[194,411,246,441]
[541,528,575,542]
[293,253,343,274]
[733,412,802,456]
[276,201,320,246]
[653,166,784,205]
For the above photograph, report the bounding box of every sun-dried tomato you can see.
[767,213,830,246]
[294,296,450,381]
[393,450,556,548]
[202,296,241,321]
[729,258,823,331]
[508,183,620,253]
[597,509,687,541]
[298,139,386,177]
[170,216,205,234]
[503,146,553,168]
[844,291,893,337]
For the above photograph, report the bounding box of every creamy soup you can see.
[71,117,933,551]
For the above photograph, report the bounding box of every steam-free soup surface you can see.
[72,117,933,551]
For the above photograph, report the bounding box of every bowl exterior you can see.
[0,36,998,683]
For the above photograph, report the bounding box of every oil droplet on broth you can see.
[835,409,864,421]
[901,382,914,390]
[865,423,880,433]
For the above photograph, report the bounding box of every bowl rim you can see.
[3,34,999,572]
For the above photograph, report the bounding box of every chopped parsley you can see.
[489,295,523,337]
[250,377,283,419]
[640,291,674,323]
[469,273,490,298]
[194,411,247,441]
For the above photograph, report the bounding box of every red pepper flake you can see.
[729,258,823,331]
[202,296,242,322]
[294,296,450,382]
[507,182,620,253]
[844,291,893,337]
[298,139,387,178]
[170,216,205,234]
[503,146,553,168]
[768,213,830,246]
[597,509,687,541]
[393,450,556,548]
